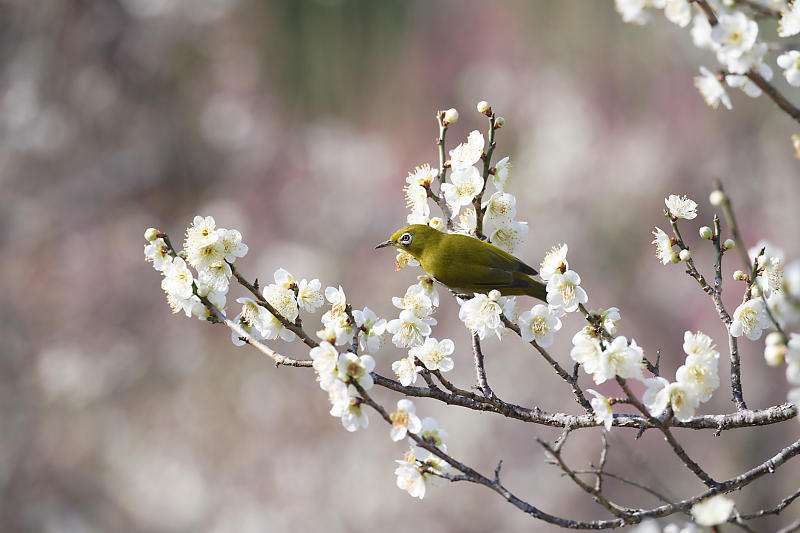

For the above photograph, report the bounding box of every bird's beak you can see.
[375,240,396,249]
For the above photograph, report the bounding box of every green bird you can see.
[375,224,547,302]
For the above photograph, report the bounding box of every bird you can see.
[375,224,546,301]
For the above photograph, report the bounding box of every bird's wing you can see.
[475,243,538,276]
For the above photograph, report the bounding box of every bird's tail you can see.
[524,279,547,303]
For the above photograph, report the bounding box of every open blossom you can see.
[643,377,700,421]
[779,2,800,37]
[161,256,194,300]
[730,299,771,340]
[387,309,435,348]
[727,58,772,97]
[662,0,690,27]
[406,163,438,186]
[614,0,659,25]
[449,130,484,170]
[329,383,369,432]
[711,12,758,67]
[587,389,614,430]
[571,329,604,375]
[652,226,674,265]
[389,399,422,442]
[482,192,516,235]
[310,341,339,390]
[694,66,732,110]
[394,456,426,499]
[518,304,562,347]
[692,495,735,527]
[405,183,429,217]
[691,13,713,49]
[144,238,170,271]
[546,270,588,313]
[417,417,448,451]
[417,276,440,308]
[297,278,324,312]
[393,284,434,319]
[749,240,785,297]
[198,260,232,292]
[489,220,528,254]
[594,336,645,384]
[454,207,477,235]
[540,244,568,282]
[491,156,512,191]
[599,307,621,335]
[778,51,800,87]
[459,290,504,340]
[665,194,698,220]
[392,355,420,386]
[441,165,484,213]
[410,337,455,372]
[184,216,226,271]
[354,307,386,353]
[219,228,248,263]
[337,352,375,390]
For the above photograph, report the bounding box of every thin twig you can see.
[472,333,496,398]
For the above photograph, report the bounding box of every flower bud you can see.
[443,108,459,124]
[733,270,745,280]
[723,239,735,250]
[488,289,501,301]
[679,249,691,261]
[751,285,762,298]
[476,100,491,115]
[494,116,505,129]
[670,252,680,264]
[764,344,786,367]
[766,331,785,346]
[144,227,159,241]
[699,226,713,240]
[709,190,725,206]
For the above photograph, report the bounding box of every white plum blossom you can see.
[594,336,645,384]
[417,417,448,452]
[392,355,420,386]
[231,297,267,346]
[161,256,194,300]
[198,260,232,292]
[454,207,477,235]
[694,66,732,110]
[691,14,713,49]
[778,51,800,87]
[261,281,299,341]
[320,285,353,345]
[219,228,248,263]
[406,163,438,186]
[546,270,588,313]
[338,394,369,432]
[310,341,339,390]
[394,456,426,499]
[325,285,348,316]
[652,226,674,265]
[449,130,484,170]
[749,240,785,297]
[691,494,735,527]
[677,332,720,403]
[663,0,690,27]
[727,59,773,98]
[482,192,516,235]
[614,0,660,25]
[599,307,621,335]
[779,2,800,37]
[409,337,455,372]
[167,293,205,318]
[354,307,386,353]
[540,244,568,281]
[643,377,700,421]
[394,250,420,270]
[518,304,562,347]
[711,12,758,70]
[393,284,434,319]
[337,352,375,390]
[297,278,324,312]
[459,290,504,340]
[724,40,769,77]
[665,194,698,220]
[489,220,528,254]
[571,329,604,376]
[144,238,170,271]
[587,389,614,430]
[184,216,225,271]
[405,183,430,219]
[491,156,512,191]
[730,298,771,340]
[441,165,484,214]
[387,309,435,348]
[390,399,422,442]
[417,276,440,308]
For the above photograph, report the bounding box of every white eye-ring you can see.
[399,232,413,245]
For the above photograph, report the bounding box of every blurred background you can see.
[1,0,799,531]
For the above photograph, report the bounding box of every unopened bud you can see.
[145,227,159,241]
[751,285,762,298]
[764,344,786,367]
[709,190,726,206]
[733,270,746,280]
[699,226,713,240]
[670,252,680,264]
[723,239,735,250]
[494,116,505,129]
[766,331,785,347]
[443,108,459,124]
[679,249,691,261]
[476,100,491,115]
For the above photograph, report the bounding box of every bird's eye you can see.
[399,232,412,245]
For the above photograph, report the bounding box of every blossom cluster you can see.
[615,0,800,148]
[143,216,248,319]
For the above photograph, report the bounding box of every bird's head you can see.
[375,224,441,260]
